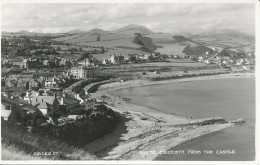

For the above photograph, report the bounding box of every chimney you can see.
[60,97,64,105]
[54,93,57,98]
[41,99,44,103]
[26,91,29,97]
[35,91,39,96]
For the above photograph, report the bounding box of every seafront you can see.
[97,72,254,93]
[85,73,253,160]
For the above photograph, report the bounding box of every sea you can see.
[111,78,255,161]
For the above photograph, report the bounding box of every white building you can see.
[44,77,57,87]
[71,65,99,79]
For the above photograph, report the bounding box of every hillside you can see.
[191,29,255,52]
[50,26,255,58]
[112,24,153,34]
[1,122,95,160]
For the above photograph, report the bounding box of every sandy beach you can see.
[97,72,254,93]
[85,72,254,160]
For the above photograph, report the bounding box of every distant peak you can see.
[88,28,106,32]
[125,24,146,28]
[113,24,153,34]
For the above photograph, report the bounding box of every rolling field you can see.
[92,48,143,60]
[156,43,186,57]
[80,38,141,49]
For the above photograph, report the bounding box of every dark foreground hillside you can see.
[1,106,119,160]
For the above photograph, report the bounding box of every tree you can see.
[79,52,90,61]
[148,54,154,61]
[97,34,101,41]
[101,46,105,53]
[56,46,61,51]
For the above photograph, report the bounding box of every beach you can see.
[85,72,254,160]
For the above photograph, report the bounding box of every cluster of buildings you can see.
[1,89,98,126]
[3,71,72,90]
[185,49,255,68]
[101,53,155,65]
[2,57,76,69]
[196,54,255,67]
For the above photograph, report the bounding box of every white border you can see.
[0,0,259,164]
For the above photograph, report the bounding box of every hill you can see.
[112,24,153,34]
[50,26,255,58]
[190,29,255,54]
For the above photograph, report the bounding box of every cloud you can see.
[1,3,255,34]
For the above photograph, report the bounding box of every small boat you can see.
[231,118,246,123]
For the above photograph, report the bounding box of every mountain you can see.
[67,30,86,34]
[87,28,108,34]
[112,24,153,34]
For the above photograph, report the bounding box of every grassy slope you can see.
[52,30,254,58]
[1,123,96,160]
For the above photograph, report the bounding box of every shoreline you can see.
[85,72,254,160]
[97,72,254,94]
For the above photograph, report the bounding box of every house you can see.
[1,110,13,121]
[44,77,58,87]
[28,79,41,90]
[236,59,244,66]
[43,60,50,66]
[102,59,109,65]
[2,59,10,65]
[22,59,29,69]
[198,56,204,62]
[13,61,24,68]
[242,66,250,71]
[5,77,19,88]
[19,103,46,126]
[24,93,60,117]
[58,94,81,112]
[109,54,124,64]
[1,96,17,122]
[203,59,210,64]
[2,95,46,125]
[59,59,71,67]
[173,55,180,59]
[75,92,96,111]
[222,60,227,65]
[144,54,151,60]
[78,58,94,66]
[22,59,39,69]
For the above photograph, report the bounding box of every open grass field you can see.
[81,38,141,49]
[156,43,186,57]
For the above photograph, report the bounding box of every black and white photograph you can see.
[0,0,258,164]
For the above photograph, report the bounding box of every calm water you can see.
[111,78,255,161]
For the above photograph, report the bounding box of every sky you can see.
[1,3,255,34]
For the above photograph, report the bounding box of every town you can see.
[1,31,255,128]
